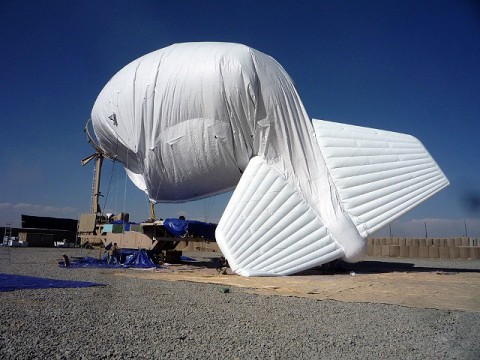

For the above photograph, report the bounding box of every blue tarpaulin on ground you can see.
[0,273,105,292]
[62,256,123,268]
[61,249,159,269]
[163,218,217,239]
[123,249,157,268]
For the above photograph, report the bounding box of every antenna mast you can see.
[81,119,112,215]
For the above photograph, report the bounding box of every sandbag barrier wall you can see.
[367,237,480,260]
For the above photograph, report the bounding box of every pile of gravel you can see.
[1,247,478,359]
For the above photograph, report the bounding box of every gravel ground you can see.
[0,247,479,359]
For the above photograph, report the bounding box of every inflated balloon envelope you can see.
[91,42,449,276]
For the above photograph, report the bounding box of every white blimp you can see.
[91,42,449,276]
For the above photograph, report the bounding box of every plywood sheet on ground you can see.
[117,265,480,312]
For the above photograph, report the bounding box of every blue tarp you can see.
[123,249,157,268]
[61,249,159,269]
[0,273,105,292]
[163,218,217,239]
[62,256,123,268]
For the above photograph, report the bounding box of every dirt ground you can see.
[118,255,480,312]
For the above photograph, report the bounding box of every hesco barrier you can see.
[367,237,480,259]
[178,238,480,260]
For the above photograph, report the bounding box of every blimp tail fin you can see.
[312,119,449,238]
[215,156,344,276]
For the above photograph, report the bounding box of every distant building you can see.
[2,215,78,247]
[21,214,78,232]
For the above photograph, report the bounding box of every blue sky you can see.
[1,0,479,237]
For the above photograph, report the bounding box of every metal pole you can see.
[389,223,392,238]
[424,221,428,239]
[93,154,104,214]
[464,219,468,238]
[149,201,156,221]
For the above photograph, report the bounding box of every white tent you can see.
[92,42,449,276]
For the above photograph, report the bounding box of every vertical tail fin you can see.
[215,157,344,276]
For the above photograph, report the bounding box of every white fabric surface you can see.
[91,42,449,274]
[312,120,449,238]
[216,156,343,276]
[92,42,311,203]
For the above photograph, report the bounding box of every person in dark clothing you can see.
[62,254,70,267]
[107,243,118,265]
[216,256,229,275]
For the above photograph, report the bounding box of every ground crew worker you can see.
[62,254,70,267]
[107,243,118,265]
[216,256,229,275]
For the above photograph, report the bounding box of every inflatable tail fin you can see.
[215,156,343,276]
[312,119,449,238]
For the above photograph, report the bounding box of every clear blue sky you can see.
[1,0,479,237]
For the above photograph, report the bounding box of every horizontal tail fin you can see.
[312,119,449,237]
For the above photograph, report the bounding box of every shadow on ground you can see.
[178,256,480,276]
